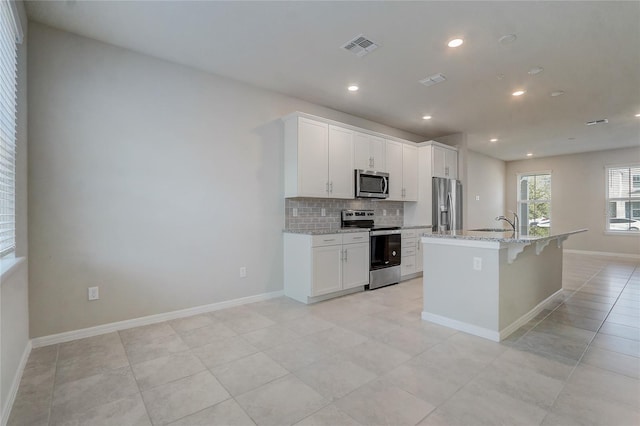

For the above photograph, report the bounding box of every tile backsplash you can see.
[285,198,404,231]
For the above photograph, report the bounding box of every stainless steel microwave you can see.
[355,169,389,199]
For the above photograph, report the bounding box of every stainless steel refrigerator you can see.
[432,177,463,232]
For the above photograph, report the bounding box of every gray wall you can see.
[27,23,424,338]
[1,0,28,419]
[506,147,640,255]
[466,150,506,229]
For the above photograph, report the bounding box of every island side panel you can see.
[498,241,563,331]
[422,241,500,335]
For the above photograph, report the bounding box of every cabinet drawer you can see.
[402,230,417,239]
[342,232,369,245]
[401,255,416,275]
[312,234,342,247]
[402,246,416,257]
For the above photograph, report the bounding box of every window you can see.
[517,172,551,235]
[606,165,640,232]
[0,0,21,257]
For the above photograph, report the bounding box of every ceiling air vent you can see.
[586,119,609,126]
[341,34,379,57]
[419,73,447,87]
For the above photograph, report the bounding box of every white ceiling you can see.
[26,1,640,161]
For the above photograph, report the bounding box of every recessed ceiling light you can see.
[490,138,498,142]
[526,153,533,157]
[635,113,640,117]
[447,38,464,48]
[550,91,565,97]
[422,115,432,120]
[499,34,517,45]
[347,85,359,92]
[528,66,544,75]
[512,90,526,96]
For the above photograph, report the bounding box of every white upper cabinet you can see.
[432,145,458,179]
[284,116,353,198]
[295,117,329,197]
[284,112,421,199]
[354,132,386,172]
[402,144,418,200]
[385,140,403,200]
[328,125,354,199]
[386,140,418,201]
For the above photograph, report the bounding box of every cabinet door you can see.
[312,245,343,296]
[402,144,418,201]
[385,140,403,201]
[415,228,427,272]
[342,242,369,289]
[328,126,354,199]
[369,135,386,171]
[298,118,329,197]
[444,148,458,179]
[432,146,446,178]
[353,132,372,170]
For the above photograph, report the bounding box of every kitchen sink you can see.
[470,228,513,232]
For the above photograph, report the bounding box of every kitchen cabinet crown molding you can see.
[282,111,420,147]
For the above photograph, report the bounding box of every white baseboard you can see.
[421,289,562,343]
[498,289,562,340]
[1,340,32,426]
[421,311,501,342]
[564,249,640,260]
[31,290,284,348]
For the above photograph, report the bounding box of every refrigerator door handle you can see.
[447,192,453,230]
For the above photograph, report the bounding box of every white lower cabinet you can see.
[401,228,429,279]
[284,232,369,303]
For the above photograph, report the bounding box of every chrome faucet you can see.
[495,211,519,232]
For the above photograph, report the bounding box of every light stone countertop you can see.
[421,227,588,243]
[283,225,431,235]
[283,228,369,235]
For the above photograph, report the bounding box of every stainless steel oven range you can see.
[341,209,401,290]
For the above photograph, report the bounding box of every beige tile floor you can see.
[8,253,640,426]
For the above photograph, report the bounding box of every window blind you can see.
[0,0,21,257]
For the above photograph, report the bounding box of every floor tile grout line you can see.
[117,329,155,426]
[541,260,639,424]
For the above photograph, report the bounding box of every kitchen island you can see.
[420,227,587,341]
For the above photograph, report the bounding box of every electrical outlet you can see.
[475,195,480,201]
[292,208,298,217]
[239,267,247,278]
[473,257,482,271]
[88,286,99,301]
[321,208,326,217]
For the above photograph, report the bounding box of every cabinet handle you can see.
[445,166,449,176]
[329,182,333,193]
[326,182,329,193]
[344,248,348,262]
[352,236,363,240]
[369,156,373,168]
[323,238,336,242]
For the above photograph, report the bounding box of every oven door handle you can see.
[370,229,401,236]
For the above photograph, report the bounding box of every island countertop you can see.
[421,227,588,244]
